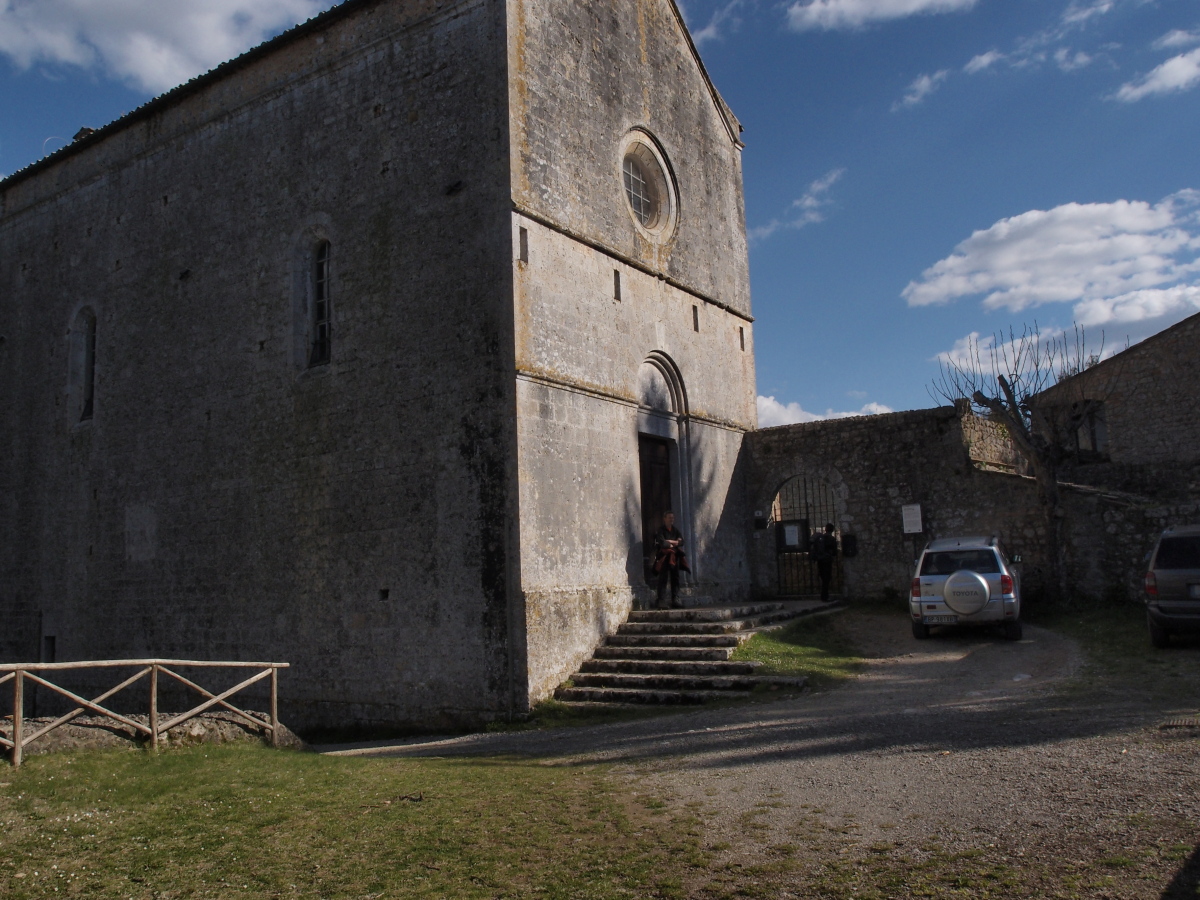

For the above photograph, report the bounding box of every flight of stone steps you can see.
[554,600,842,706]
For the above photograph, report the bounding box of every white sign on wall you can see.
[901,504,923,534]
[783,524,800,547]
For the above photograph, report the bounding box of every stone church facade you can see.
[0,0,756,728]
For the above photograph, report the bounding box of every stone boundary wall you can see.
[745,407,1049,601]
[746,403,1200,605]
[1063,488,1200,602]
[957,401,1026,474]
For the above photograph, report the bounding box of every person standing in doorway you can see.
[812,523,838,602]
[654,511,690,609]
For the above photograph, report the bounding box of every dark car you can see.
[1144,525,1200,647]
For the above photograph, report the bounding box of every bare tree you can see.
[930,323,1120,601]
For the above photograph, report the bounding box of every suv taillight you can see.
[911,577,922,598]
[1145,571,1157,596]
[1000,574,1013,595]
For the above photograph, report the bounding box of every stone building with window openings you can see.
[0,0,756,728]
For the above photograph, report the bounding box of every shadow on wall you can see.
[623,465,645,590]
[620,434,740,602]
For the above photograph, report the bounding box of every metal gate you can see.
[773,475,843,596]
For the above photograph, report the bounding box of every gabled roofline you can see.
[1,0,747,195]
[663,0,745,150]
[1036,309,1200,399]
[0,0,385,193]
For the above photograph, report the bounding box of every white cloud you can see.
[1114,47,1200,102]
[0,0,328,94]
[690,0,744,46]
[1073,284,1200,326]
[758,395,893,427]
[750,167,846,241]
[1054,47,1092,71]
[964,50,1004,73]
[903,190,1200,327]
[964,0,1118,78]
[1060,0,1112,26]
[892,69,949,110]
[1154,29,1200,51]
[786,0,976,32]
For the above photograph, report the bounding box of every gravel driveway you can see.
[325,609,1200,897]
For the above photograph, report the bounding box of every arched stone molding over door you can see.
[636,352,695,587]
[765,469,849,596]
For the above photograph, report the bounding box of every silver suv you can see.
[1144,525,1200,648]
[909,536,1022,641]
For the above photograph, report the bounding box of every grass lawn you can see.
[730,610,864,690]
[0,745,705,899]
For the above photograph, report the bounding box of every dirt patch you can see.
[1,711,304,758]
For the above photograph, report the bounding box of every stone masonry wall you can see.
[745,408,1049,600]
[957,401,1025,474]
[1063,489,1200,602]
[508,0,755,702]
[507,0,749,316]
[746,404,1200,605]
[513,217,754,701]
[0,0,521,730]
[1038,311,1200,468]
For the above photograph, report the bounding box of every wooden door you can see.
[639,435,673,585]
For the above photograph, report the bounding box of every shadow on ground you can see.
[322,618,1196,769]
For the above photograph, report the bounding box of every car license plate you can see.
[1190,584,1200,600]
[926,615,957,624]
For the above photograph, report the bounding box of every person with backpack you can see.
[812,523,838,602]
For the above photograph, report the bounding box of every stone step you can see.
[605,633,741,648]
[572,672,766,691]
[556,601,833,707]
[554,686,730,705]
[593,645,734,661]
[628,603,785,623]
[616,608,803,636]
[580,659,760,676]
[617,621,738,635]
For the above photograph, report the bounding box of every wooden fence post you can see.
[12,671,23,768]
[149,664,159,753]
[270,667,279,748]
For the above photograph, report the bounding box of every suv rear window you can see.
[920,550,1001,575]
[1154,536,1200,570]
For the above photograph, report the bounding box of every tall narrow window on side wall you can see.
[69,307,97,423]
[309,241,332,367]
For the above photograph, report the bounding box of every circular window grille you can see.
[620,136,675,239]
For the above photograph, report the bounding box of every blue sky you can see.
[2,0,1198,424]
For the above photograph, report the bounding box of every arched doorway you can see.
[636,355,690,586]
[772,474,843,596]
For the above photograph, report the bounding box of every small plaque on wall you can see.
[776,519,810,552]
[901,504,923,534]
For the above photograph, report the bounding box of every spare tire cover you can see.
[943,569,990,615]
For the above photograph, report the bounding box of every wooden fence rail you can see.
[0,660,289,767]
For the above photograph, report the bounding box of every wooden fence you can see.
[0,659,289,767]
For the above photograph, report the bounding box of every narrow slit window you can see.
[613,269,622,301]
[69,307,97,423]
[518,227,529,263]
[80,315,96,420]
[309,241,331,367]
[692,305,699,333]
[739,326,745,351]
